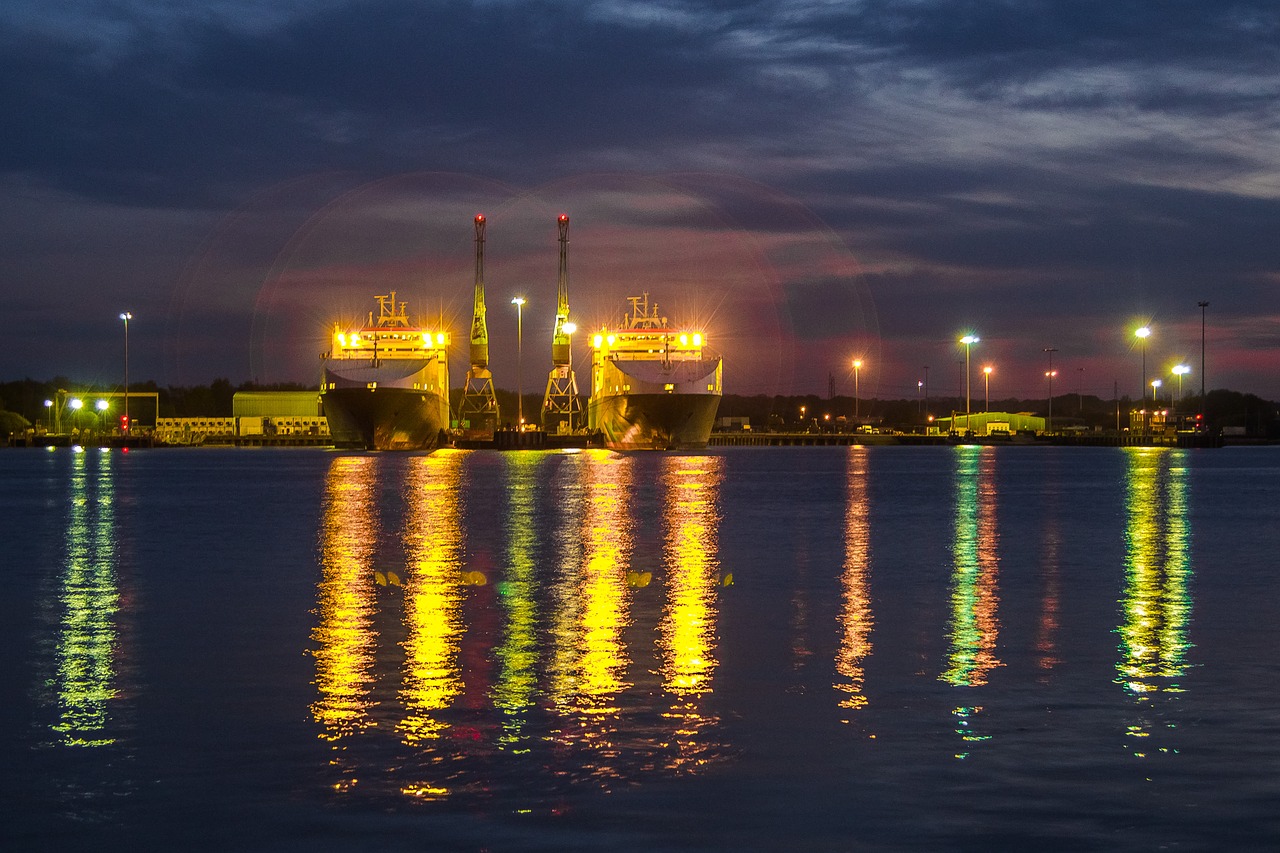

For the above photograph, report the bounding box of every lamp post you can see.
[510,297,525,427]
[1135,326,1151,437]
[982,365,992,412]
[1044,347,1058,434]
[960,335,979,432]
[119,312,132,433]
[923,365,929,425]
[1172,364,1190,411]
[852,359,863,421]
[1198,301,1208,417]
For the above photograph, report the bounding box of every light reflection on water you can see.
[658,454,724,771]
[943,446,1001,754]
[311,455,380,749]
[20,445,1280,848]
[1118,447,1192,754]
[50,449,122,748]
[308,449,729,800]
[835,447,871,715]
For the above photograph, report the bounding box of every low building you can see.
[933,411,1046,435]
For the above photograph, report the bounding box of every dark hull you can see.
[588,392,721,451]
[322,387,447,451]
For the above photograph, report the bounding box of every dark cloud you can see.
[1,0,1277,397]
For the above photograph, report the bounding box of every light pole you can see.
[923,365,929,424]
[1172,364,1190,411]
[1044,347,1058,433]
[1135,326,1151,437]
[119,312,132,433]
[917,379,924,417]
[511,297,525,427]
[982,365,992,412]
[852,359,863,421]
[1198,301,1208,417]
[960,335,979,432]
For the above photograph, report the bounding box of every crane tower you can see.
[542,214,583,433]
[457,214,499,436]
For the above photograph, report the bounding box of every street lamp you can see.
[852,359,863,421]
[1198,301,1209,416]
[1172,364,1191,410]
[960,335,979,432]
[982,365,992,412]
[1044,347,1058,433]
[1135,326,1151,437]
[511,297,525,427]
[1152,379,1163,408]
[120,312,132,433]
[1045,369,1059,433]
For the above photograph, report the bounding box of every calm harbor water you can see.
[3,444,1280,851]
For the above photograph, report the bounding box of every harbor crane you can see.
[542,214,583,433]
[457,214,500,436]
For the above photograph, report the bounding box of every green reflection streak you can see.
[399,451,466,747]
[943,446,1001,689]
[835,447,872,711]
[1117,448,1193,707]
[492,451,541,749]
[52,449,119,747]
[312,456,380,742]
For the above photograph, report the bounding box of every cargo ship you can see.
[321,292,451,450]
[587,294,722,450]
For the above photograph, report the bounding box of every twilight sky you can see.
[3,0,1278,401]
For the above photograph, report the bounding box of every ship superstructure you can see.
[542,214,583,434]
[321,292,451,450]
[457,214,500,437]
[587,294,722,450]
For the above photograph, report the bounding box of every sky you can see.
[3,0,1278,402]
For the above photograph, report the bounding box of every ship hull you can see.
[588,392,721,450]
[322,357,450,451]
[322,387,448,451]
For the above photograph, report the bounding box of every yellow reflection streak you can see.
[545,449,632,780]
[399,451,466,750]
[659,454,724,771]
[835,447,873,713]
[492,452,542,749]
[942,446,1002,754]
[1117,448,1193,752]
[312,456,380,742]
[576,451,633,712]
[52,449,120,747]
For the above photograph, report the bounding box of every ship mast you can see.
[542,214,583,433]
[457,214,500,437]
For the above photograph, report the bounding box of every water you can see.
[3,445,1280,851]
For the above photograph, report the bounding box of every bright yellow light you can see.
[960,334,979,345]
[70,398,84,410]
[511,296,525,307]
[562,321,577,335]
[337,333,347,346]
[1173,364,1191,376]
[693,333,702,346]
[593,334,604,348]
[606,335,616,346]
[853,359,863,369]
[350,334,360,345]
[1135,326,1151,339]
[436,333,446,345]
[95,399,109,411]
[983,366,992,375]
[679,334,689,346]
